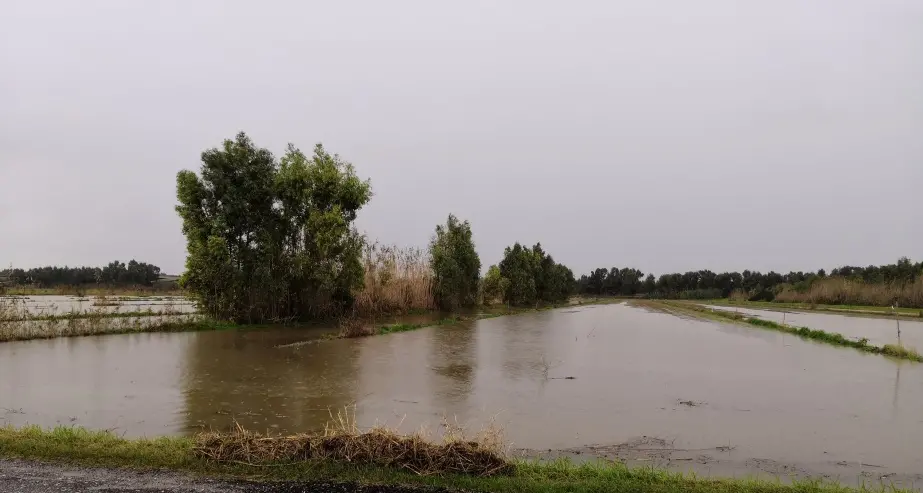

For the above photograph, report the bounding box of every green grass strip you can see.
[0,425,906,493]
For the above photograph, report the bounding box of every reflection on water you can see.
[0,333,190,434]
[182,326,359,434]
[1,304,922,479]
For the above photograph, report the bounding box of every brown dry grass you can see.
[353,243,435,317]
[193,409,510,476]
[728,289,749,302]
[336,316,375,338]
[775,276,923,308]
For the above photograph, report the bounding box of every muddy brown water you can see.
[1,303,922,486]
[705,304,923,351]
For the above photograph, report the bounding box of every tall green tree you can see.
[498,243,537,306]
[498,242,574,306]
[429,214,481,310]
[176,132,371,322]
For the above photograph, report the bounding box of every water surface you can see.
[705,304,923,350]
[1,303,921,485]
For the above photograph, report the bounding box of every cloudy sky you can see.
[2,0,921,276]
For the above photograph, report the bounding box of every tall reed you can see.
[774,276,923,308]
[353,243,435,316]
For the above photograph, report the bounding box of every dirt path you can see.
[0,459,453,493]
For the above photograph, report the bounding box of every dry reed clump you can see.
[353,243,435,317]
[193,411,511,477]
[91,295,122,307]
[728,289,749,302]
[774,276,923,308]
[0,296,28,322]
[336,316,375,338]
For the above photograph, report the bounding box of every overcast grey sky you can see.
[2,0,921,276]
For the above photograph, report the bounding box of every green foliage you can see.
[498,242,574,306]
[429,214,481,310]
[176,132,372,322]
[481,265,505,304]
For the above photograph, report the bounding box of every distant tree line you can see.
[173,132,921,322]
[575,257,923,302]
[1,260,162,287]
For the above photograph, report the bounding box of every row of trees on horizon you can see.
[7,133,919,318]
[575,257,923,300]
[6,255,919,305]
[0,260,163,288]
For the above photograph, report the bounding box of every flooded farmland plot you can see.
[705,304,923,350]
[0,295,201,341]
[0,295,197,317]
[1,303,921,486]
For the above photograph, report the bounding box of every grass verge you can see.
[641,301,922,362]
[0,425,906,493]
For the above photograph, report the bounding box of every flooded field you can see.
[0,295,197,317]
[1,303,921,485]
[0,295,201,341]
[705,304,923,350]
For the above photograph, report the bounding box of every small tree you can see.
[498,243,538,306]
[429,214,481,311]
[482,265,506,305]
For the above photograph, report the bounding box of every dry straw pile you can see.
[193,411,511,477]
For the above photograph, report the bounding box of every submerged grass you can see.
[3,286,185,297]
[338,316,467,338]
[644,301,923,362]
[3,308,194,323]
[339,298,617,340]
[0,424,909,493]
[0,316,238,343]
